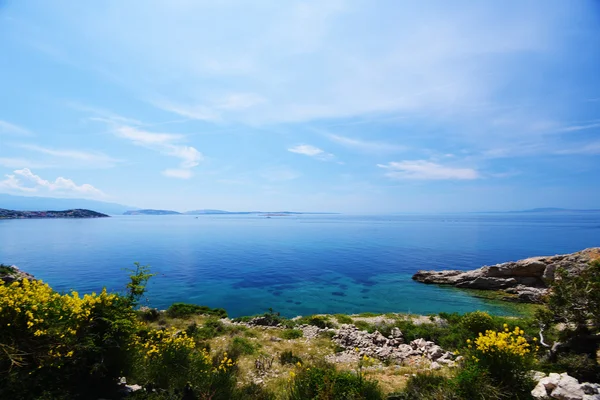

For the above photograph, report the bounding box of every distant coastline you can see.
[0,208,109,219]
[123,208,339,216]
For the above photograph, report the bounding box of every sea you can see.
[1,213,598,318]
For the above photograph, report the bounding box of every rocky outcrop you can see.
[531,372,600,400]
[413,248,600,303]
[329,325,456,367]
[0,265,35,283]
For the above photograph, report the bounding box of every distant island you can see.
[124,209,338,215]
[0,208,109,219]
[123,209,182,215]
[514,207,600,213]
[0,194,137,215]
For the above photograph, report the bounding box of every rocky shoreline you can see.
[412,248,600,303]
[0,208,109,219]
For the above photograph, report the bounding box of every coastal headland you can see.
[0,208,109,219]
[412,247,600,303]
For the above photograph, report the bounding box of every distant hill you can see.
[515,208,600,213]
[184,210,337,215]
[0,208,109,219]
[0,194,137,215]
[123,209,181,215]
[184,209,235,215]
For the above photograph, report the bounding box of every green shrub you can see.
[335,314,354,324]
[461,311,495,335]
[166,303,227,319]
[139,307,161,322]
[280,350,303,365]
[388,373,457,400]
[235,383,276,400]
[463,324,535,399]
[280,329,303,340]
[453,365,503,400]
[0,278,139,399]
[296,315,335,329]
[288,364,383,400]
[354,320,373,332]
[543,352,600,383]
[229,337,258,356]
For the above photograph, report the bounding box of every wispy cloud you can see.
[68,102,143,126]
[0,157,52,169]
[327,133,407,154]
[18,144,120,168]
[288,144,335,161]
[558,122,600,133]
[112,125,202,178]
[378,160,479,180]
[0,168,106,198]
[0,120,32,136]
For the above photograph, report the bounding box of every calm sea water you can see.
[1,213,598,317]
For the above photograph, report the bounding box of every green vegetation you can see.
[0,264,16,275]
[280,329,304,340]
[1,258,599,399]
[279,350,303,366]
[335,314,354,324]
[296,315,335,329]
[166,302,228,319]
[288,363,383,400]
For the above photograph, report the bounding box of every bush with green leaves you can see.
[280,350,303,366]
[229,336,259,356]
[296,315,335,329]
[166,302,227,319]
[280,328,303,340]
[287,363,383,400]
[0,268,143,398]
[460,311,495,335]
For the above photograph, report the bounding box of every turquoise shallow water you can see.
[1,213,598,317]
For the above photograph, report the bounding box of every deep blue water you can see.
[1,213,598,317]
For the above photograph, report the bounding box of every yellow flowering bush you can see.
[0,277,139,398]
[131,327,238,397]
[464,323,536,394]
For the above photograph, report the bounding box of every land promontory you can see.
[412,247,600,302]
[0,208,109,219]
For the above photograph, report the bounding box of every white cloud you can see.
[0,168,106,197]
[112,125,202,178]
[288,144,335,161]
[327,133,407,154]
[558,122,600,132]
[114,126,184,146]
[0,157,52,169]
[218,93,266,110]
[25,0,584,128]
[162,168,193,179]
[378,160,479,180]
[288,144,323,156]
[18,144,120,168]
[68,102,143,126]
[0,120,32,136]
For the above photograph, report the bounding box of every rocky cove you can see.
[412,247,600,303]
[2,248,600,399]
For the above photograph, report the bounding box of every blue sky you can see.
[1,0,599,213]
